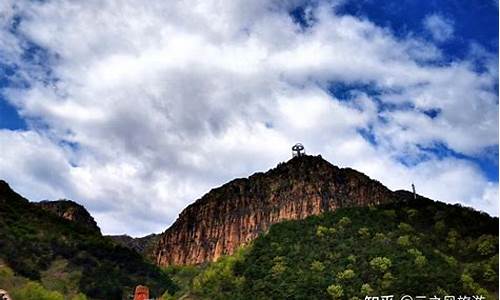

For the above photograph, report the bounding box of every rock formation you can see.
[155,155,395,266]
[35,199,101,234]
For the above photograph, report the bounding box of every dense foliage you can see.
[0,182,177,299]
[0,260,87,300]
[171,196,498,299]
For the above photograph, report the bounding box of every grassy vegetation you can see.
[0,182,177,299]
[169,196,498,300]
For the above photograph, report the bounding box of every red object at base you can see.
[133,285,149,300]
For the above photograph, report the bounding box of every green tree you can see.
[336,269,355,281]
[434,221,446,233]
[338,217,352,227]
[271,257,287,278]
[358,227,370,239]
[482,266,496,282]
[310,261,325,273]
[347,255,357,263]
[381,272,394,289]
[383,210,397,218]
[447,230,459,249]
[477,235,497,256]
[370,257,392,273]
[327,284,343,299]
[360,283,373,295]
[461,273,488,296]
[398,223,413,233]
[397,235,411,247]
[70,293,88,300]
[415,255,427,267]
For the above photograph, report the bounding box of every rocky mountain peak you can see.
[155,155,395,266]
[35,199,101,234]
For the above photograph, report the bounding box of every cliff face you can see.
[155,155,396,266]
[35,199,101,234]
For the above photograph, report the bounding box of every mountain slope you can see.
[35,199,101,234]
[170,195,499,300]
[155,155,396,266]
[108,233,160,261]
[0,180,177,299]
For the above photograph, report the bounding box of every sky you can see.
[0,0,498,236]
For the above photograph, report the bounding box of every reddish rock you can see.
[155,155,395,266]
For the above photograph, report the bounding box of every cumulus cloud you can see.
[423,14,455,42]
[0,0,497,236]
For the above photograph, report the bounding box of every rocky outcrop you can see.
[35,199,101,234]
[155,155,396,266]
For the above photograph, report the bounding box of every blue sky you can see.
[0,0,498,236]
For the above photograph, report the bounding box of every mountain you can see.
[35,199,101,234]
[108,233,160,261]
[2,154,497,299]
[155,155,397,266]
[0,180,176,299]
[165,194,499,299]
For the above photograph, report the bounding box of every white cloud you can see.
[0,0,497,235]
[423,14,454,42]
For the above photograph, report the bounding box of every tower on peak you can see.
[292,143,305,158]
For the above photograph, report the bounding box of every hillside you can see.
[108,234,160,261]
[35,199,101,234]
[0,180,177,299]
[155,155,395,266]
[166,194,499,299]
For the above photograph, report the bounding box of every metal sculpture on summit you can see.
[292,143,305,157]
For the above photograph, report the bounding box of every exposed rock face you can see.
[155,155,396,266]
[35,199,101,234]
